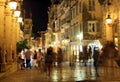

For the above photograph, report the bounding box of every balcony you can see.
[60,14,71,29]
[84,32,102,40]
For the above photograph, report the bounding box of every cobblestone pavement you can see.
[0,62,120,82]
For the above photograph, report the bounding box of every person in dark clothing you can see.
[32,50,37,68]
[45,47,54,76]
[93,47,99,77]
[33,50,37,59]
[57,47,63,66]
[88,46,92,59]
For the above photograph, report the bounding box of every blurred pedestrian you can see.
[57,47,63,70]
[45,47,54,76]
[24,48,32,69]
[32,50,37,68]
[21,50,25,69]
[37,49,42,70]
[88,46,92,59]
[17,53,23,70]
[93,47,100,77]
[57,48,63,64]
[17,50,25,70]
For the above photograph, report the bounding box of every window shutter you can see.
[96,22,100,32]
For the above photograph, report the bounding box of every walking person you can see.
[93,47,100,77]
[37,49,42,70]
[45,47,54,76]
[57,48,63,65]
[57,47,63,72]
[17,52,25,70]
[20,50,25,70]
[88,46,92,60]
[32,50,37,68]
[24,48,32,69]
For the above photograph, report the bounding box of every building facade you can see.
[0,0,23,73]
[23,18,32,48]
[47,0,120,62]
[47,0,101,62]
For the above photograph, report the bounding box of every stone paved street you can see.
[0,62,120,82]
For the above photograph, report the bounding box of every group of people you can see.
[18,46,63,76]
[81,44,117,77]
[18,49,31,69]
[78,45,101,76]
[18,48,43,70]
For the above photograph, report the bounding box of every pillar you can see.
[13,21,18,62]
[5,5,13,63]
[0,0,6,72]
[12,16,17,62]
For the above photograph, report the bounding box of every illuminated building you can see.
[0,0,23,73]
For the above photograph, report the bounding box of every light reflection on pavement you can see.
[0,62,120,82]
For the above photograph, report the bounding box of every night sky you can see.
[23,0,51,37]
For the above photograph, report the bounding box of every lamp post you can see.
[106,14,115,43]
[14,10,21,17]
[106,15,112,24]
[9,0,17,11]
[17,17,23,23]
[105,0,115,43]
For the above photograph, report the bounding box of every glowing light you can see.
[77,33,83,40]
[106,15,112,24]
[9,1,17,10]
[14,10,21,17]
[17,17,23,23]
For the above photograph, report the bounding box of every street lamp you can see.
[14,5,21,18]
[17,17,24,27]
[106,14,114,43]
[106,14,112,24]
[17,17,23,23]
[77,33,83,41]
[14,10,21,17]
[9,0,17,11]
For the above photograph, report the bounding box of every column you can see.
[0,0,6,72]
[12,16,17,62]
[5,5,13,63]
[13,21,18,62]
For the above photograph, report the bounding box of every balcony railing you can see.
[60,14,71,27]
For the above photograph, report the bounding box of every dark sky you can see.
[23,0,51,37]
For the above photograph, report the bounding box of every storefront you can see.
[69,40,102,62]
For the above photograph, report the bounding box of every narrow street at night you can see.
[1,0,120,82]
[0,62,120,82]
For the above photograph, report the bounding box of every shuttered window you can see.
[88,21,98,32]
[88,0,95,11]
